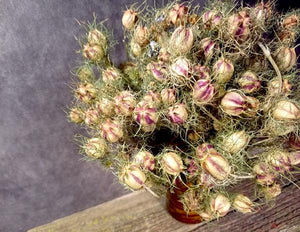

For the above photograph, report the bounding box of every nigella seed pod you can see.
[100,119,123,143]
[289,151,300,166]
[202,150,231,180]
[75,83,97,104]
[272,100,300,121]
[102,67,121,83]
[77,65,94,81]
[227,11,251,41]
[196,143,218,159]
[279,30,295,44]
[161,88,176,105]
[133,151,155,171]
[233,194,254,214]
[192,79,215,104]
[245,96,260,116]
[114,91,136,116]
[267,79,291,96]
[170,57,190,80]
[168,104,188,124]
[120,164,146,190]
[253,162,275,185]
[213,58,234,83]
[134,101,158,132]
[254,2,272,21]
[223,130,250,154]
[200,37,216,59]
[96,98,114,117]
[84,138,107,159]
[161,152,184,176]
[122,9,137,30]
[84,108,100,126]
[143,91,161,106]
[130,39,142,57]
[134,25,149,47]
[262,183,281,199]
[192,65,210,80]
[275,47,297,72]
[267,150,291,172]
[202,10,221,29]
[82,43,104,62]
[168,3,188,26]
[282,14,299,29]
[199,209,215,221]
[148,62,168,82]
[210,194,231,217]
[87,29,107,47]
[238,71,261,93]
[199,171,215,188]
[220,92,247,116]
[69,108,84,124]
[169,26,194,54]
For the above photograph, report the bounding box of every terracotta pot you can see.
[166,180,202,224]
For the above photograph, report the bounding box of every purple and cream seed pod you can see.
[200,37,216,59]
[210,194,231,217]
[87,29,107,46]
[238,71,261,93]
[196,143,216,159]
[253,162,275,186]
[133,151,155,171]
[192,79,215,104]
[76,83,97,104]
[192,65,210,80]
[170,57,190,79]
[148,62,168,82]
[122,9,137,30]
[245,96,260,116]
[77,66,93,81]
[233,194,254,214]
[120,164,146,190]
[213,58,234,83]
[168,3,188,26]
[272,100,300,121]
[227,11,250,41]
[84,108,100,126]
[168,103,188,125]
[202,10,221,28]
[161,152,184,176]
[69,108,84,124]
[199,171,215,188]
[82,43,104,61]
[202,151,231,181]
[84,138,107,159]
[114,91,136,116]
[161,88,176,105]
[262,183,281,199]
[169,26,194,54]
[143,91,161,106]
[96,98,114,116]
[134,101,158,132]
[267,150,291,172]
[100,119,123,143]
[220,92,247,116]
[289,151,300,166]
[199,209,215,221]
[275,47,297,72]
[102,67,121,83]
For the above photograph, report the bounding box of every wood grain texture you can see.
[28,178,300,232]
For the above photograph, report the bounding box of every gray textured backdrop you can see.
[1,0,298,232]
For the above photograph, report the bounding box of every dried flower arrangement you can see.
[68,0,300,224]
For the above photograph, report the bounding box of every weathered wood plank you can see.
[28,178,300,232]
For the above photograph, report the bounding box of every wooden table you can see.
[28,178,300,232]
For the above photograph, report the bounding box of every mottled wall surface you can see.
[0,0,298,231]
